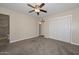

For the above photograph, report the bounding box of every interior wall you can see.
[0,7,39,43]
[43,8,79,45]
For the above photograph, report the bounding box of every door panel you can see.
[48,15,71,43]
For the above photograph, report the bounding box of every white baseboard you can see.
[70,42,79,46]
[10,35,39,43]
[45,36,79,46]
[10,36,79,46]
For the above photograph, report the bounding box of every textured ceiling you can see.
[0,3,79,18]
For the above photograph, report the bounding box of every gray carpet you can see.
[0,37,79,55]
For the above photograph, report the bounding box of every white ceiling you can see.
[0,3,79,18]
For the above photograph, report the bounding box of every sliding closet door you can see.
[49,15,71,43]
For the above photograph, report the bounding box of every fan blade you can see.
[37,12,39,15]
[27,4,35,8]
[40,9,47,13]
[29,10,35,13]
[39,3,45,8]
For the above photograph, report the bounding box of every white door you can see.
[43,20,49,38]
[48,15,71,43]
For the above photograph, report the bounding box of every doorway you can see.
[0,14,9,46]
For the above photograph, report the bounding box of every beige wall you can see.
[0,6,79,45]
[43,8,79,45]
[0,7,39,43]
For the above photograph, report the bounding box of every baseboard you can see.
[10,36,79,46]
[10,35,39,43]
[70,42,79,46]
[48,37,70,43]
[45,37,79,46]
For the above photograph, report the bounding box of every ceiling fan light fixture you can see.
[34,9,40,12]
[27,3,47,15]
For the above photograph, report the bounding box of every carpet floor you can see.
[0,37,79,55]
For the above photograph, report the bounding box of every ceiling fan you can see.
[27,3,47,15]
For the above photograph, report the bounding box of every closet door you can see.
[49,15,71,43]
